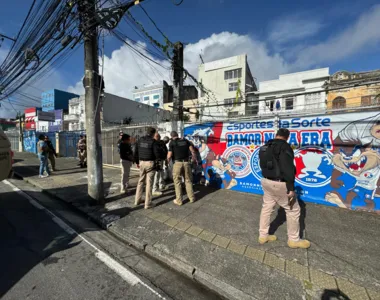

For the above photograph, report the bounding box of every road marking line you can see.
[3,180,166,300]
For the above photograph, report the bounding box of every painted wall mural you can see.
[184,111,380,213]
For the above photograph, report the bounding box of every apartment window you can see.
[143,96,150,101]
[153,94,160,100]
[228,111,239,118]
[224,68,242,80]
[332,97,346,109]
[285,98,294,110]
[246,97,259,115]
[224,98,241,107]
[134,98,140,102]
[228,82,239,92]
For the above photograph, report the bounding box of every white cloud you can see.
[268,14,323,45]
[68,42,171,98]
[294,4,380,68]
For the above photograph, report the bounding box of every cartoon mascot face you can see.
[333,147,380,177]
[370,121,380,140]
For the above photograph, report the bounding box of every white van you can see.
[0,128,13,181]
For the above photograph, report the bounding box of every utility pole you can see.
[18,113,23,152]
[79,0,104,204]
[172,42,184,134]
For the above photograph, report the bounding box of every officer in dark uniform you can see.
[167,131,196,206]
[134,127,160,209]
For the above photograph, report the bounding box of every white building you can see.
[132,81,170,108]
[257,68,330,116]
[64,93,172,131]
[198,54,257,121]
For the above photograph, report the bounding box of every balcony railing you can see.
[63,114,80,122]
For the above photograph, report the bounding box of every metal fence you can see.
[101,124,153,166]
[59,131,84,158]
[5,130,20,152]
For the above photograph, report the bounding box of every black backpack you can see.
[259,140,281,179]
[156,140,168,160]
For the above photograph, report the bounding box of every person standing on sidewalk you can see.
[152,133,168,197]
[44,136,57,171]
[117,131,123,154]
[258,128,310,249]
[77,135,87,168]
[134,127,160,209]
[167,131,196,206]
[37,134,50,178]
[119,134,133,194]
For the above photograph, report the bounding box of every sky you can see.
[1,0,380,118]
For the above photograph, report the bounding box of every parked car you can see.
[0,127,13,181]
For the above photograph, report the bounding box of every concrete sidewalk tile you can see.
[175,221,192,232]
[186,225,203,237]
[244,246,265,263]
[165,217,180,227]
[264,253,285,272]
[285,260,309,281]
[367,289,380,300]
[310,269,337,290]
[337,278,369,300]
[212,235,231,248]
[155,213,171,223]
[227,240,247,255]
[140,209,154,217]
[198,230,216,242]
[149,211,162,220]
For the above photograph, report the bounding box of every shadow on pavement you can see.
[321,289,350,300]
[0,183,97,298]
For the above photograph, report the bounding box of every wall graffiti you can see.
[184,111,380,213]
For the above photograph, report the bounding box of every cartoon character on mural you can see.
[326,114,380,211]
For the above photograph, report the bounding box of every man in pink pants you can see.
[258,128,310,249]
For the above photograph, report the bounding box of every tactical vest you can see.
[137,136,156,161]
[172,138,190,161]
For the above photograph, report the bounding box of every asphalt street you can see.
[0,179,221,300]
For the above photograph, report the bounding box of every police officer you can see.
[167,131,196,206]
[258,128,310,249]
[77,135,87,168]
[134,127,161,209]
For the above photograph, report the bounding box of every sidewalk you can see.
[13,152,380,300]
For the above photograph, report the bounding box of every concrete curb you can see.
[13,170,257,300]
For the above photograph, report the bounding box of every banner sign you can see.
[184,111,380,212]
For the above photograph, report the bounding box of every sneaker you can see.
[189,198,196,203]
[288,239,311,249]
[120,188,126,194]
[144,203,155,210]
[173,199,183,206]
[159,186,167,191]
[258,235,277,245]
[152,191,163,197]
[39,175,48,178]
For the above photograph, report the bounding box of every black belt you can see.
[265,178,285,182]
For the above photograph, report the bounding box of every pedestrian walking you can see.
[119,134,133,194]
[162,136,170,181]
[167,131,196,206]
[134,127,161,209]
[37,134,50,178]
[44,136,57,171]
[258,128,310,249]
[77,135,87,168]
[152,133,168,196]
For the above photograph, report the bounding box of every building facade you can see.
[326,70,380,111]
[64,93,172,131]
[133,80,198,109]
[41,89,79,112]
[163,99,199,123]
[257,68,330,116]
[197,54,257,121]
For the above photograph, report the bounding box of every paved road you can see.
[0,179,221,300]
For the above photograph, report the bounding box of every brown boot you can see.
[258,235,277,245]
[288,239,311,249]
